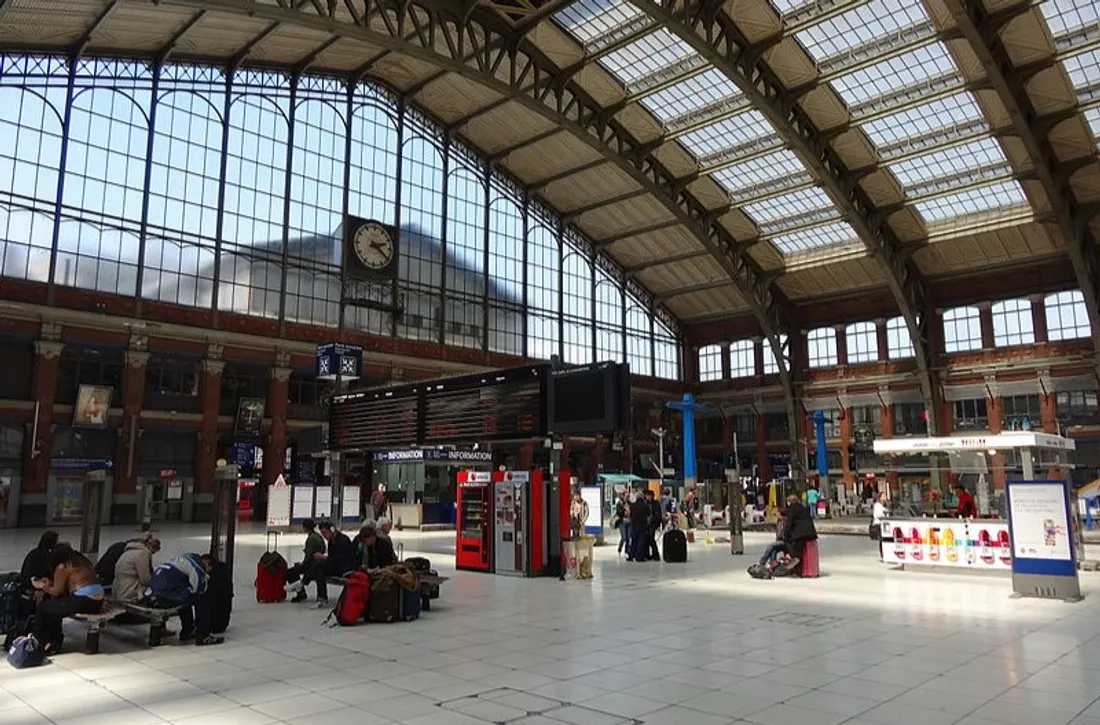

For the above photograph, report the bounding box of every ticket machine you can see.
[492,470,546,577]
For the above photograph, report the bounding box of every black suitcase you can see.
[663,529,687,563]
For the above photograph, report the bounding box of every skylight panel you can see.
[679,109,775,157]
[1085,108,1100,147]
[555,0,642,46]
[915,180,1028,223]
[860,93,985,147]
[887,137,1007,189]
[830,42,958,106]
[641,70,740,124]
[1062,48,1100,92]
[770,0,802,13]
[1040,0,1100,35]
[796,0,929,62]
[771,221,860,254]
[742,186,835,224]
[711,150,805,195]
[601,28,697,87]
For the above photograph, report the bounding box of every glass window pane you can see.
[846,321,878,363]
[943,306,983,353]
[807,327,838,368]
[679,109,775,158]
[730,339,755,377]
[861,93,985,148]
[992,298,1035,347]
[641,69,740,125]
[796,0,930,63]
[830,43,959,107]
[770,221,859,255]
[1045,290,1091,341]
[915,180,1028,223]
[887,316,914,359]
[699,344,722,382]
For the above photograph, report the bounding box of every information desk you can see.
[880,517,1012,571]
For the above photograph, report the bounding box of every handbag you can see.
[7,634,46,669]
[869,522,881,541]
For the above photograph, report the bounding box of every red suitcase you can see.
[801,539,820,578]
[256,532,288,603]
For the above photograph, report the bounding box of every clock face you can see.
[353,223,395,270]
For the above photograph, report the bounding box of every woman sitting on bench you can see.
[30,543,105,655]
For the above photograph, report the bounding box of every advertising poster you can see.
[52,477,85,523]
[881,519,1011,571]
[314,486,332,519]
[167,480,183,501]
[235,398,266,438]
[581,486,602,536]
[292,486,314,520]
[343,485,361,522]
[1007,483,1071,561]
[267,477,292,528]
[73,385,112,428]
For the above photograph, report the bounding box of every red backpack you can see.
[327,571,370,626]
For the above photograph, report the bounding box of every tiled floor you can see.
[2,523,1100,725]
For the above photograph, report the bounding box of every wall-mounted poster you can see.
[235,397,266,439]
[74,385,112,428]
[52,477,85,523]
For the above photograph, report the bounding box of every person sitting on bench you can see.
[144,553,222,646]
[96,531,153,587]
[30,543,105,655]
[284,519,326,604]
[285,521,356,608]
[356,520,397,570]
[113,537,161,604]
[20,530,59,585]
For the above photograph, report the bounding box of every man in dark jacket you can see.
[646,490,663,561]
[783,494,818,573]
[628,492,650,562]
[286,521,356,608]
[357,520,397,569]
[143,553,221,646]
[20,531,59,585]
[285,519,327,604]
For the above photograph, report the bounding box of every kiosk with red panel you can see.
[456,470,492,571]
[491,470,547,577]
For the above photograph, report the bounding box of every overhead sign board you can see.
[316,342,363,380]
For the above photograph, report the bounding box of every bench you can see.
[325,572,449,611]
[73,600,181,654]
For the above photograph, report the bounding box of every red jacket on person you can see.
[955,490,977,518]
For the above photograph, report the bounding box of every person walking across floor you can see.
[646,489,662,561]
[613,493,630,557]
[628,491,650,562]
[371,484,388,521]
[871,492,888,561]
[806,484,821,518]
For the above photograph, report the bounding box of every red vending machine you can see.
[456,470,492,571]
[491,470,547,577]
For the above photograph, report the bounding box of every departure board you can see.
[421,370,544,444]
[329,392,419,451]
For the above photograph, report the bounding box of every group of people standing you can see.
[611,489,666,562]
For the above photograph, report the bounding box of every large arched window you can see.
[992,298,1034,347]
[698,344,722,382]
[562,245,593,365]
[1045,290,1090,341]
[886,316,914,359]
[846,321,878,363]
[943,306,982,353]
[807,328,837,368]
[730,340,755,378]
[763,334,787,375]
[446,161,486,350]
[398,132,444,341]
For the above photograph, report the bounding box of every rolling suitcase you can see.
[662,529,687,563]
[801,539,820,578]
[367,579,401,623]
[256,532,288,603]
[399,585,421,622]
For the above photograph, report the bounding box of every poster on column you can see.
[314,486,333,520]
[1007,482,1072,561]
[292,486,314,520]
[267,475,292,528]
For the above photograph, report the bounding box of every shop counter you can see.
[880,517,1012,571]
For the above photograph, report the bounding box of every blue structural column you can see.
[667,393,708,490]
[812,410,829,477]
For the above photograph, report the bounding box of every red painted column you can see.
[835,325,848,367]
[516,441,535,470]
[753,337,765,376]
[115,344,149,497]
[875,319,889,362]
[1039,371,1058,434]
[978,301,995,350]
[840,401,853,489]
[986,378,1007,495]
[881,392,898,495]
[1030,294,1048,344]
[25,329,64,495]
[195,354,224,497]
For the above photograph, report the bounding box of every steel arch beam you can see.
[940,0,1100,379]
[635,0,941,436]
[148,0,799,405]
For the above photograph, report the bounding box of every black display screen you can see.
[422,368,544,444]
[329,393,419,451]
[551,370,606,426]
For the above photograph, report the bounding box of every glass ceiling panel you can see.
[641,69,740,125]
[915,180,1028,223]
[887,137,1007,189]
[712,150,805,195]
[554,0,643,46]
[859,92,985,147]
[1062,48,1100,92]
[830,42,958,107]
[1040,0,1099,35]
[601,28,697,87]
[795,0,929,62]
[679,109,776,158]
[1085,108,1100,147]
[770,0,803,13]
[771,221,860,255]
[742,186,835,224]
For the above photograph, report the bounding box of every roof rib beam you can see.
[940,0,1100,376]
[657,279,730,301]
[631,0,941,443]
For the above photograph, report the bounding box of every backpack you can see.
[1,573,30,637]
[6,634,45,669]
[326,571,370,626]
[748,563,773,580]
